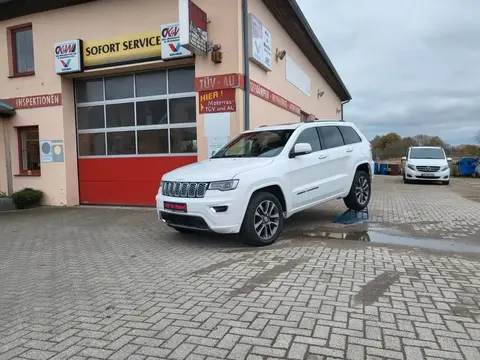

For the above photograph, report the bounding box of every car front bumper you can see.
[155,188,245,234]
[405,167,450,181]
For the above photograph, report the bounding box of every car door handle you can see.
[318,154,327,159]
[346,148,353,153]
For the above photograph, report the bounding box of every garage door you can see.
[75,67,198,206]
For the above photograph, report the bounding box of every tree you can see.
[379,132,401,149]
[427,136,446,148]
[413,134,430,146]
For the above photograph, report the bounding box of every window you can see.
[409,148,445,159]
[17,126,40,174]
[339,126,362,145]
[212,130,294,159]
[294,128,321,152]
[317,126,345,149]
[75,68,196,157]
[10,25,35,76]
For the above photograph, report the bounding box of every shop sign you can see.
[83,30,162,69]
[250,80,300,115]
[179,0,208,55]
[248,13,272,71]
[195,73,242,91]
[161,22,192,60]
[199,89,236,114]
[54,40,83,74]
[4,93,62,110]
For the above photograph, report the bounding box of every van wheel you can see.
[344,170,371,211]
[240,192,284,246]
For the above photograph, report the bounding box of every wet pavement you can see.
[1,176,480,360]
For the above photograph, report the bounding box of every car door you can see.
[317,125,350,196]
[287,126,330,210]
[338,125,364,190]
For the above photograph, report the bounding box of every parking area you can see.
[1,176,480,360]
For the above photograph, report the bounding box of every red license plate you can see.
[164,201,187,213]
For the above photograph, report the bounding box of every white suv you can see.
[156,121,374,246]
[402,146,452,185]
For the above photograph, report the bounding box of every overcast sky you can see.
[297,0,480,145]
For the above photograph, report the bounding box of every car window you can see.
[211,130,294,158]
[294,127,322,152]
[339,126,362,145]
[317,126,345,149]
[409,148,445,159]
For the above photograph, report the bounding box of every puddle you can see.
[301,224,480,254]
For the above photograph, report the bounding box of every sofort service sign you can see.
[161,22,192,60]
[54,40,83,74]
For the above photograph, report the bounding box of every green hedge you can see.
[11,188,44,209]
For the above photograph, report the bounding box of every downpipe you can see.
[242,0,250,130]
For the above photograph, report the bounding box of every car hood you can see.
[408,159,448,166]
[162,158,274,182]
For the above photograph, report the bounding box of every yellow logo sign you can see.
[83,30,162,69]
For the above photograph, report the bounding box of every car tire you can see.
[403,174,409,184]
[240,192,284,247]
[343,170,371,211]
[442,180,450,185]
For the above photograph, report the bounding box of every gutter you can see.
[242,0,250,130]
[340,99,350,121]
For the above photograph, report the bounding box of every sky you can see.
[297,0,480,145]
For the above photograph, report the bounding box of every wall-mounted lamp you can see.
[275,48,287,61]
[317,90,324,98]
[336,108,342,114]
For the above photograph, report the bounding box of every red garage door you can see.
[75,67,198,206]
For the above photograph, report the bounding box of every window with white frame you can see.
[75,67,197,157]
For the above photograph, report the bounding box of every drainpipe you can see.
[340,99,350,121]
[2,119,13,196]
[242,0,250,130]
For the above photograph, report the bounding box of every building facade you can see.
[0,0,351,206]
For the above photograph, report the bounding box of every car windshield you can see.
[211,130,294,158]
[409,148,445,159]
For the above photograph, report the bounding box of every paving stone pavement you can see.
[1,176,480,360]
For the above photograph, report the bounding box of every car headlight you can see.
[407,164,416,170]
[441,165,449,172]
[208,180,239,191]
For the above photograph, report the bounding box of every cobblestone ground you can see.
[1,176,480,360]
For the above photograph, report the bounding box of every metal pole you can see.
[242,0,250,131]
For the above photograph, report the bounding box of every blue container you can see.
[380,164,388,175]
[374,163,380,174]
[459,158,478,176]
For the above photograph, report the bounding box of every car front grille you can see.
[162,181,208,198]
[416,166,441,172]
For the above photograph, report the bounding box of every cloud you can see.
[297,0,480,145]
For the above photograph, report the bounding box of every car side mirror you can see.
[291,143,312,158]
[447,157,452,162]
[401,156,407,161]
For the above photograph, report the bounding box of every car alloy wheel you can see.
[254,200,280,241]
[355,175,370,206]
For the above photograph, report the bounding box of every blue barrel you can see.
[459,158,478,176]
[374,163,380,174]
[380,164,388,175]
